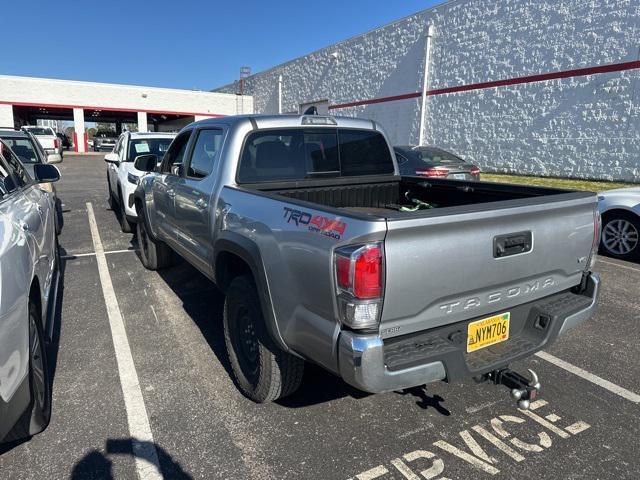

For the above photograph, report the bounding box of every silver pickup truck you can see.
[132,115,600,406]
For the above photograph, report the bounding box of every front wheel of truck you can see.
[136,213,172,270]
[224,275,304,403]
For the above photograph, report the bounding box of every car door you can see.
[173,127,225,275]
[153,130,194,244]
[0,154,33,440]
[0,142,49,283]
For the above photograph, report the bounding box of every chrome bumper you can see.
[338,273,600,394]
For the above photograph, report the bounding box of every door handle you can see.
[195,198,207,209]
[167,189,176,198]
[37,204,43,214]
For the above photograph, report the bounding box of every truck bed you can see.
[251,175,587,219]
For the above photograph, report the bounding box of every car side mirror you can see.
[104,153,119,164]
[46,153,62,164]
[134,154,158,172]
[32,163,60,183]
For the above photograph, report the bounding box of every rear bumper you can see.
[338,273,600,393]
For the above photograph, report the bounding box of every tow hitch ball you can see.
[489,368,541,410]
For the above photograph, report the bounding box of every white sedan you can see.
[105,132,176,232]
[598,187,640,261]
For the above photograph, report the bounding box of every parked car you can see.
[92,130,118,152]
[394,145,481,180]
[0,140,60,443]
[0,128,64,235]
[105,131,175,232]
[597,187,640,261]
[21,126,63,158]
[132,115,600,406]
[56,132,70,149]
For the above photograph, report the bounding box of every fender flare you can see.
[132,187,158,242]
[213,232,288,352]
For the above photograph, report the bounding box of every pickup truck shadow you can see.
[153,256,372,407]
[396,387,451,416]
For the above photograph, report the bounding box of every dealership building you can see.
[215,0,640,182]
[0,75,252,152]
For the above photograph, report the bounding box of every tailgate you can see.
[380,193,597,338]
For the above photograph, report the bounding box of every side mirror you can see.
[33,164,60,183]
[104,153,119,164]
[134,154,158,172]
[46,153,62,164]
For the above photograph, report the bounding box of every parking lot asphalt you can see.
[1,154,639,480]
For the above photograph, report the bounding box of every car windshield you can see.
[2,138,40,164]
[408,147,465,164]
[25,127,54,136]
[127,138,173,162]
[95,131,116,138]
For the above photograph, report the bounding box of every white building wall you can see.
[0,75,252,117]
[216,0,640,182]
[0,104,13,127]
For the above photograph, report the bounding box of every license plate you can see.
[467,312,510,353]
[452,173,466,180]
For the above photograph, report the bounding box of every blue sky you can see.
[0,1,439,91]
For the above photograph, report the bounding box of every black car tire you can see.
[118,189,133,233]
[600,211,640,261]
[136,213,172,270]
[223,275,304,403]
[5,299,52,441]
[54,198,63,236]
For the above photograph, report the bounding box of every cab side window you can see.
[187,129,224,179]
[161,131,192,175]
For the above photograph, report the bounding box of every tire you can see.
[5,300,52,441]
[107,176,116,210]
[600,211,640,261]
[118,189,133,233]
[54,198,63,236]
[223,275,304,403]
[136,212,172,270]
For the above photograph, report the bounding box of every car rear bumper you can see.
[338,273,600,393]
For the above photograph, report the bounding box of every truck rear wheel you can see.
[224,275,304,403]
[136,213,172,270]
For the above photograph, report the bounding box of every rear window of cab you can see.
[237,128,394,183]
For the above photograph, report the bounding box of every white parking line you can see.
[535,351,640,403]
[61,249,137,260]
[597,258,640,273]
[87,203,163,480]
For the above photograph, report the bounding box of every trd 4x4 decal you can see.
[283,207,346,240]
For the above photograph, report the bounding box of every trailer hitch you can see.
[488,368,541,410]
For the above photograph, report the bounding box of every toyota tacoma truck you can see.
[132,115,600,405]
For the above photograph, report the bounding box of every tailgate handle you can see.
[494,231,532,258]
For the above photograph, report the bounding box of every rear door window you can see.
[237,128,393,183]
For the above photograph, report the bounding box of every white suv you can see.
[105,131,176,232]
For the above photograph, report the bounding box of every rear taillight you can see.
[415,166,449,177]
[587,210,601,271]
[470,167,481,176]
[54,138,60,149]
[334,243,384,329]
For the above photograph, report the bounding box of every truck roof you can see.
[192,114,380,132]
[129,131,176,139]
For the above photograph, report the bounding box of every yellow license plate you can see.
[467,312,510,353]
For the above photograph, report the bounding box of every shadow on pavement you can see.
[70,438,192,480]
[154,255,372,407]
[396,386,451,416]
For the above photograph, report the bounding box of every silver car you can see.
[0,140,60,443]
[598,187,640,261]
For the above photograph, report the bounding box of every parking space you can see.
[0,154,638,479]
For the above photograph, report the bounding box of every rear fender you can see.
[213,233,288,352]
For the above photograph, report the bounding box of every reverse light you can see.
[415,166,449,177]
[335,243,384,329]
